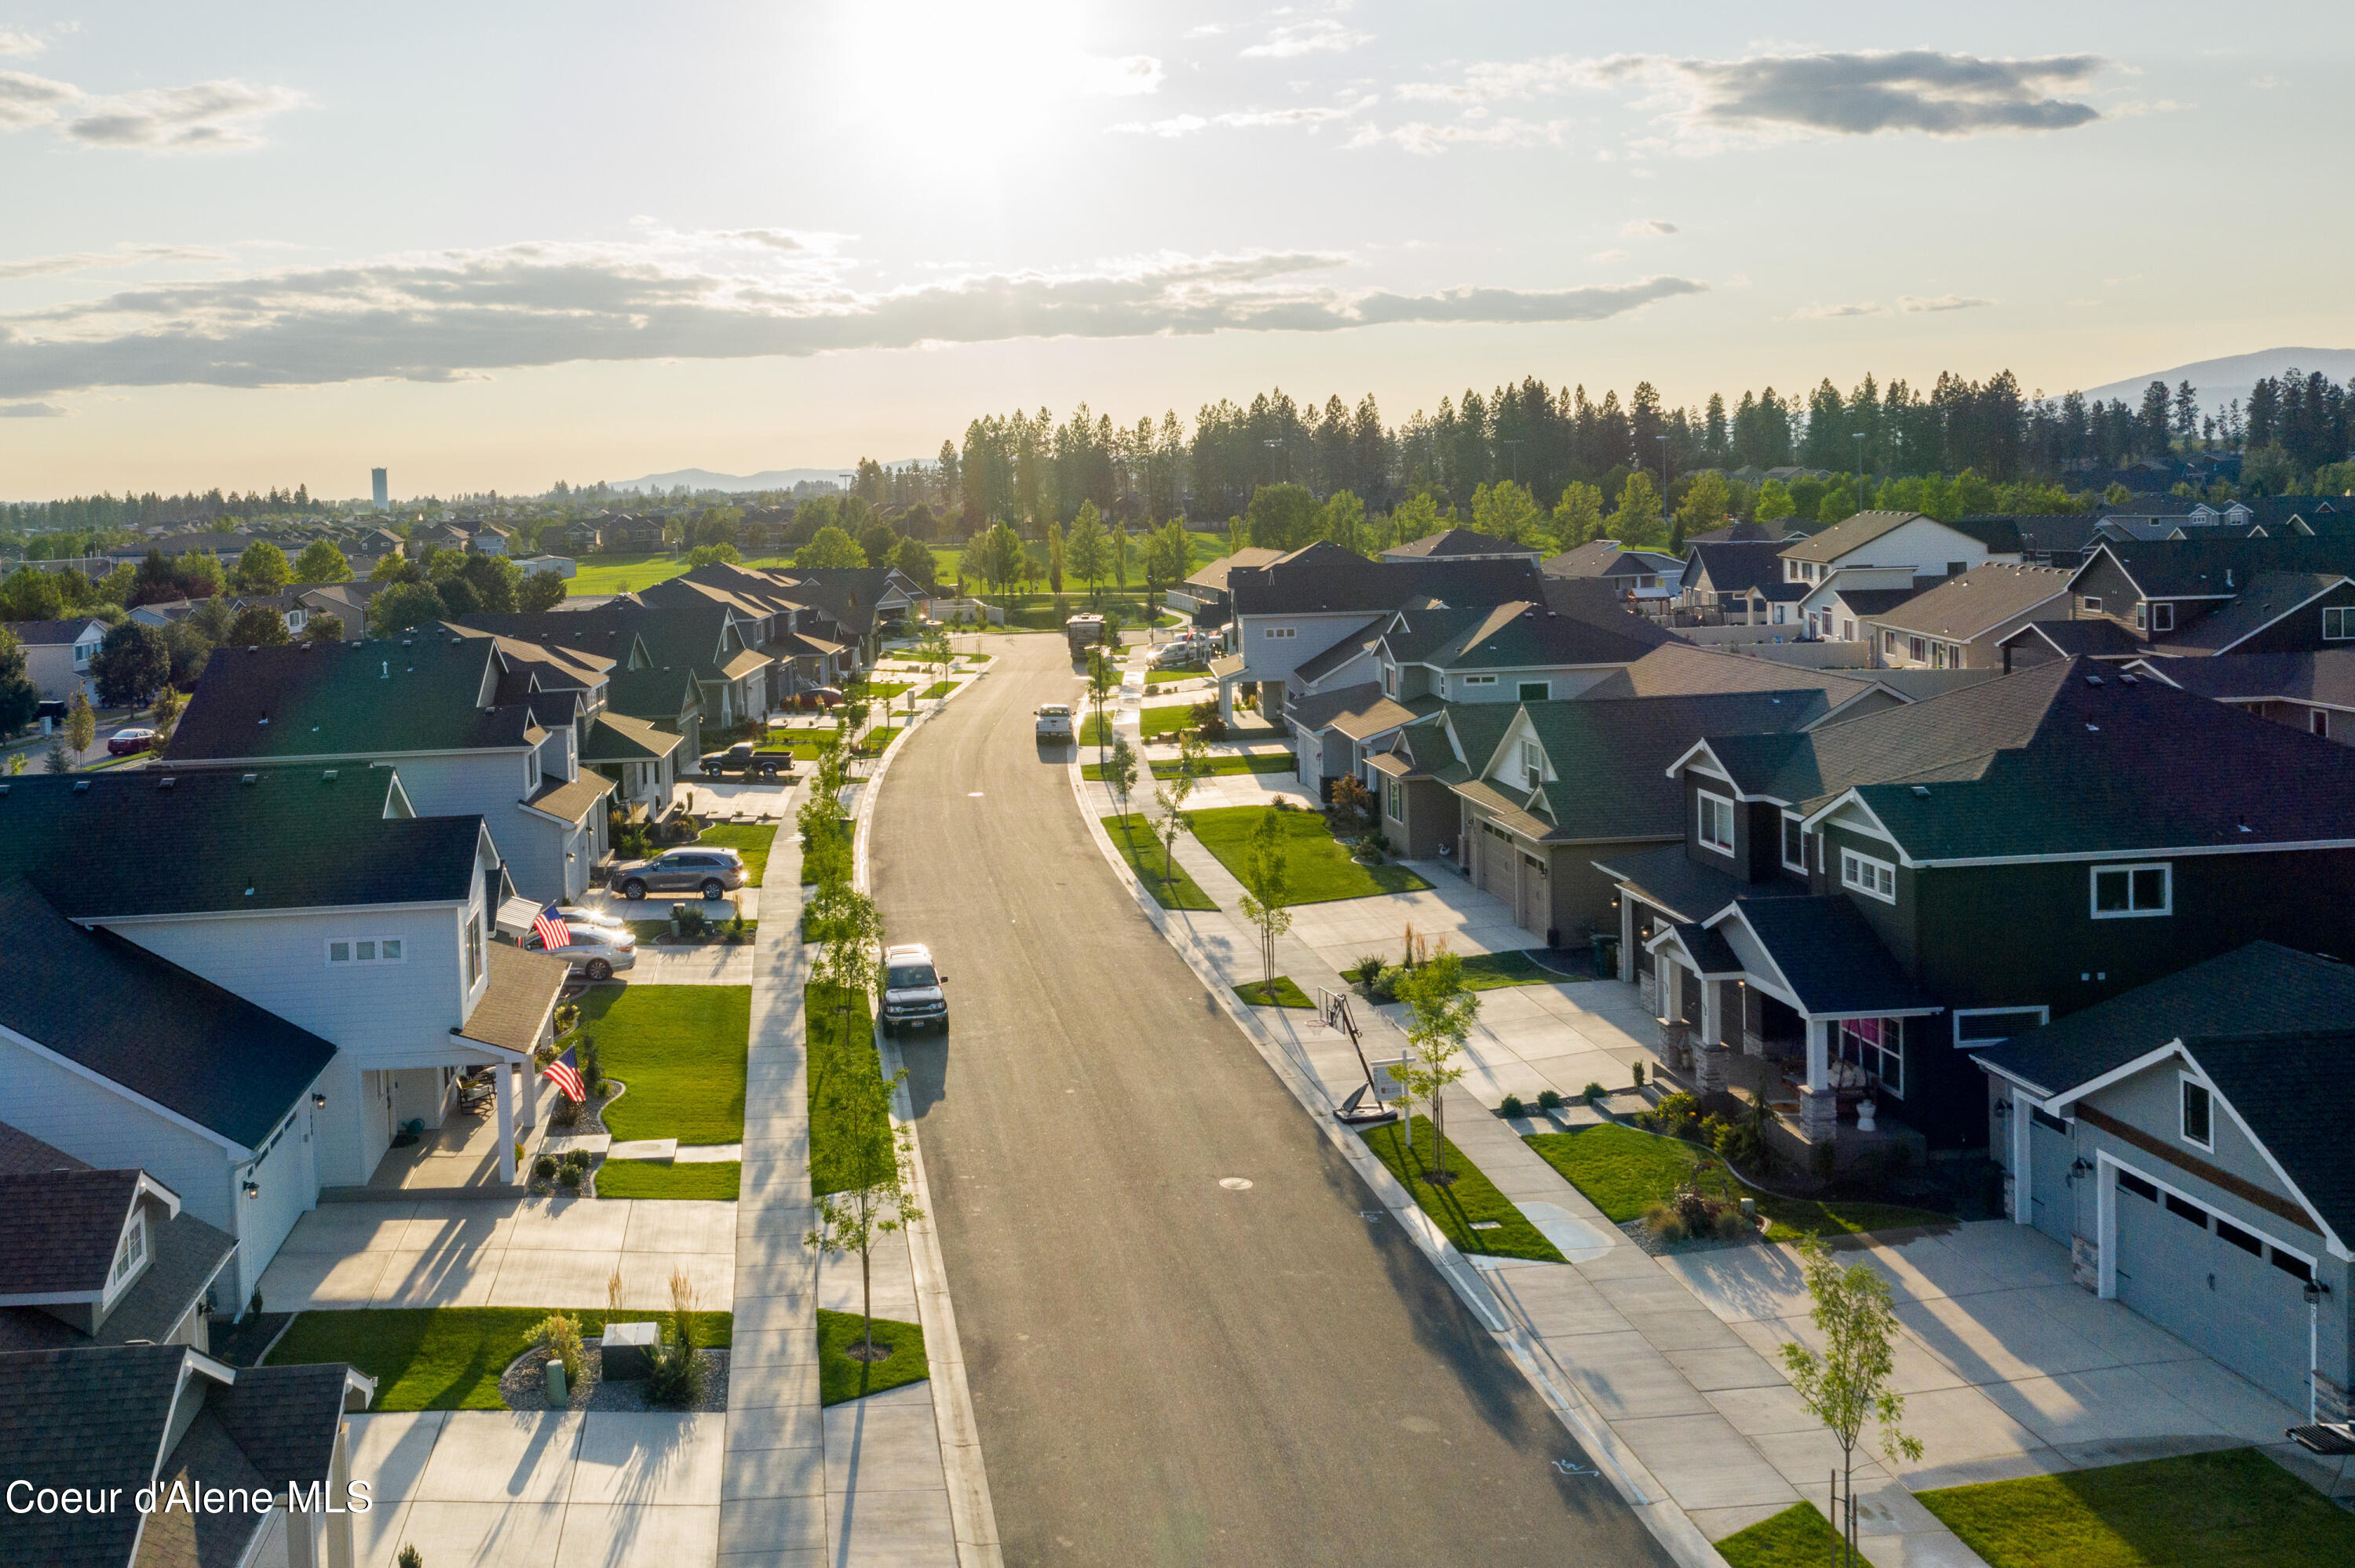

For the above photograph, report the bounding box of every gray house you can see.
[2,617,105,704]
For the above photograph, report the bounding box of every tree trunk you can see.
[862,1234,874,1355]
[1842,1446,1855,1568]
[1433,1094,1448,1184]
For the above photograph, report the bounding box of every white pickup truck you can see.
[1035,703,1074,741]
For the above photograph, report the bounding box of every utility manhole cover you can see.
[1218,1177,1253,1191]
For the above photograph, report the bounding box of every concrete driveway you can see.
[256,1197,737,1314]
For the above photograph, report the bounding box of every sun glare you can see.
[831,0,1107,161]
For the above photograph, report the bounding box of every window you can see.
[2081,595,2104,614]
[1462,673,1496,687]
[2166,1191,2208,1228]
[327,937,407,965]
[1517,680,1550,701]
[2134,602,2145,630]
[2117,1169,2159,1202]
[1882,630,1897,655]
[2151,602,2174,633]
[2091,862,2171,918]
[1931,642,1949,669]
[1947,561,1966,577]
[2326,606,2355,641]
[1520,740,1543,784]
[467,920,485,987]
[2313,709,2331,738]
[1955,1007,2048,1046]
[106,1212,147,1297]
[1697,792,1735,855]
[1838,1016,1904,1098]
[2030,1105,2069,1133]
[1261,626,1295,640]
[1840,848,1896,903]
[1384,779,1403,821]
[1780,813,1806,871]
[2215,1218,2262,1257]
[1909,636,1926,663]
[1381,664,1397,696]
[2179,1075,2212,1150]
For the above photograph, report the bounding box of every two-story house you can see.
[0,769,567,1295]
[1776,510,2021,594]
[1542,541,1685,603]
[1675,540,1809,625]
[1382,527,1546,564]
[2062,538,2355,657]
[1866,563,2076,670]
[2126,649,2355,744]
[165,636,613,903]
[1616,658,2355,1152]
[3,617,106,703]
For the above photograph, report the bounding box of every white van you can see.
[1035,703,1074,740]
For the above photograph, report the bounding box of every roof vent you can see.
[1911,785,1930,797]
[2237,822,2253,833]
[2085,723,2100,732]
[71,779,89,793]
[159,776,174,790]
[2119,673,2138,684]
[382,661,389,679]
[2085,673,2102,685]
[322,768,338,782]
[241,772,257,785]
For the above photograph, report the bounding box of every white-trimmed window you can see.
[467,917,486,987]
[1384,779,1403,821]
[1840,848,1896,903]
[1882,629,1897,655]
[1261,625,1295,640]
[327,937,407,965]
[1954,1007,2048,1048]
[1520,740,1544,785]
[104,1211,147,1300]
[2179,1074,2213,1150]
[1838,1016,1904,1098]
[1697,792,1735,855]
[1781,812,1806,872]
[2325,606,2355,641]
[2091,862,2170,918]
[2150,602,2174,633]
[1908,635,1926,663]
[1461,674,1496,693]
[2080,595,2103,614]
[1518,680,1550,701]
[1381,663,1397,696]
[2313,708,2331,738]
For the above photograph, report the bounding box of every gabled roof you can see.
[1687,519,1801,545]
[1541,541,1680,578]
[1713,896,1940,1017]
[2129,649,2355,711]
[1291,618,1386,686]
[1289,681,1437,740]
[2,618,104,647]
[1185,545,1286,593]
[1385,527,1542,560]
[1995,618,2146,659]
[1777,511,1936,564]
[0,1169,149,1296]
[1594,841,1811,925]
[1992,512,2104,556]
[1682,540,1806,599]
[458,941,569,1057]
[2075,535,2355,600]
[1574,643,1878,705]
[581,709,684,762]
[2152,571,2350,655]
[1229,547,1550,618]
[1816,585,1920,617]
[1430,703,1520,785]
[167,637,537,761]
[1381,598,1672,671]
[0,880,338,1148]
[1870,563,2076,642]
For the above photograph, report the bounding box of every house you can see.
[551,520,604,554]
[1170,545,1283,627]
[0,769,567,1245]
[516,553,577,579]
[1995,618,2150,669]
[2125,649,2355,745]
[293,581,390,640]
[1776,510,2021,590]
[603,514,668,552]
[1541,541,1684,601]
[1977,513,2103,570]
[104,531,252,567]
[459,610,718,757]
[1381,527,1545,563]
[471,523,512,556]
[359,527,405,558]
[2094,499,2256,540]
[1613,658,2355,1150]
[418,523,472,553]
[2,617,106,703]
[0,1342,374,1568]
[1971,943,2353,1418]
[2065,538,2355,655]
[166,636,615,903]
[1795,578,1923,645]
[0,1121,237,1356]
[1675,540,1809,625]
[1866,563,2076,670]
[1685,519,1805,546]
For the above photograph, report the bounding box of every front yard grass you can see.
[849,680,913,702]
[816,1308,930,1406]
[918,680,957,699]
[265,1306,735,1410]
[1139,702,1203,739]
[1459,950,1581,990]
[1234,976,1314,1008]
[807,983,889,1197]
[1087,752,1296,781]
[1145,668,1207,684]
[1918,1446,2355,1567]
[595,1158,741,1200]
[1078,712,1116,746]
[1524,1122,1952,1240]
[575,985,750,1145]
[763,727,843,761]
[691,822,777,885]
[1361,1115,1565,1264]
[1100,814,1218,910]
[1714,1501,1864,1567]
[1188,805,1433,903]
[854,725,902,755]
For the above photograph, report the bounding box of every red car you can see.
[790,687,844,711]
[106,727,158,757]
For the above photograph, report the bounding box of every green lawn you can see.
[1524,1123,1951,1241]
[1145,669,1208,685]
[807,983,889,1197]
[1100,814,1218,910]
[575,985,750,1144]
[761,727,843,761]
[565,550,796,597]
[1083,752,1295,782]
[853,725,902,755]
[816,1308,930,1406]
[623,918,757,944]
[1235,976,1315,1008]
[690,822,778,885]
[1716,1501,1867,1568]
[1077,713,1116,747]
[849,680,913,702]
[1919,1447,2355,1567]
[595,1159,742,1199]
[1459,950,1582,990]
[265,1307,736,1410]
[1188,806,1433,903]
[918,680,957,699]
[1139,703,1203,740]
[1362,1115,1565,1264]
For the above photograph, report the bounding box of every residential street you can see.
[867,633,1673,1567]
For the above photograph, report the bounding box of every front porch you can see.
[360,1066,561,1194]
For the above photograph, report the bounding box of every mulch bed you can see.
[499,1340,730,1413]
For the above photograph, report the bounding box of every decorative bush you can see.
[1538,1088,1564,1110]
[672,903,710,940]
[1369,963,1410,1004]
[1351,954,1386,986]
[528,1313,585,1387]
[532,1154,559,1180]
[644,1267,706,1408]
[1499,1094,1525,1118]
[1630,1059,1647,1089]
[1580,1081,1608,1103]
[1189,699,1227,741]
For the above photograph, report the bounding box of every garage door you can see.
[2026,1110,2076,1247]
[1517,851,1548,940]
[2112,1165,2316,1409]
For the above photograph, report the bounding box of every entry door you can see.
[1518,851,1548,939]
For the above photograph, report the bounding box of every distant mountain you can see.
[2079,348,2355,413]
[606,464,926,495]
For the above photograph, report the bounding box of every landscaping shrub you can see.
[1351,954,1385,986]
[1189,699,1226,741]
[528,1313,584,1388]
[644,1269,706,1409]
[532,1154,559,1181]
[1645,1091,1701,1137]
[1369,962,1409,1003]
[1581,1081,1608,1103]
[672,902,710,939]
[557,1150,589,1193]
[577,1034,604,1098]
[1631,1059,1646,1089]
[1538,1088,1564,1110]
[1499,1094,1525,1118]
[1710,1116,1765,1171]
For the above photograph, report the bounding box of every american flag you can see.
[533,903,571,950]
[542,1046,585,1103]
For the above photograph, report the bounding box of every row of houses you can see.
[1185,525,2355,1422]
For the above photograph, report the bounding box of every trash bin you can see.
[1593,935,1620,979]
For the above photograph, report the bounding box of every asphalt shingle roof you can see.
[1870,563,2076,641]
[1382,597,1673,670]
[1229,546,1550,618]
[1777,510,1933,565]
[167,639,534,761]
[0,1344,195,1568]
[2,617,104,647]
[2135,649,2355,709]
[1516,690,1828,842]
[2153,571,2350,654]
[1593,841,1809,924]
[1729,896,1940,1016]
[0,1169,142,1294]
[1386,527,1540,560]
[2083,535,2355,600]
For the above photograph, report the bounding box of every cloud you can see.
[1079,55,1163,97]
[0,30,43,57]
[1898,294,1992,312]
[64,79,307,151]
[0,399,64,417]
[1241,20,1371,59]
[2106,99,2188,118]
[0,243,232,280]
[1589,249,1629,263]
[1621,217,1678,237]
[1790,301,1886,319]
[0,68,76,127]
[1113,103,1363,137]
[0,237,1707,397]
[1344,116,1566,155]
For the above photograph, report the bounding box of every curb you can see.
[1064,757,1732,1568]
[849,668,1005,1568]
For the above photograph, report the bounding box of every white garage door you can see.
[2111,1164,2317,1410]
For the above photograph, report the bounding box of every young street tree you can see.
[65,691,96,757]
[1236,809,1294,994]
[804,1059,922,1362]
[809,884,885,1104]
[1149,775,1195,894]
[1104,732,1139,819]
[1086,647,1119,768]
[1779,1236,1924,1566]
[1393,949,1477,1184]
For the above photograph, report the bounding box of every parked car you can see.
[789,687,845,711]
[1035,703,1073,741]
[524,921,637,981]
[879,943,947,1034]
[106,727,158,756]
[553,906,624,930]
[607,847,747,900]
[1148,644,1205,671]
[699,740,796,779]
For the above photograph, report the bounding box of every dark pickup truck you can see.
[699,742,798,780]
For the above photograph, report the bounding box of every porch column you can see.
[1799,1016,1837,1141]
[1694,977,1729,1092]
[2010,1085,2034,1225]
[515,1060,536,1131]
[1618,896,1635,983]
[495,1064,517,1185]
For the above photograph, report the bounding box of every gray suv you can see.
[608,848,747,900]
[878,943,947,1035]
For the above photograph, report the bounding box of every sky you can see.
[0,1,2348,501]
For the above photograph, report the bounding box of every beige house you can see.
[1868,563,2076,670]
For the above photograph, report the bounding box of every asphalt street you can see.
[868,633,1673,1568]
